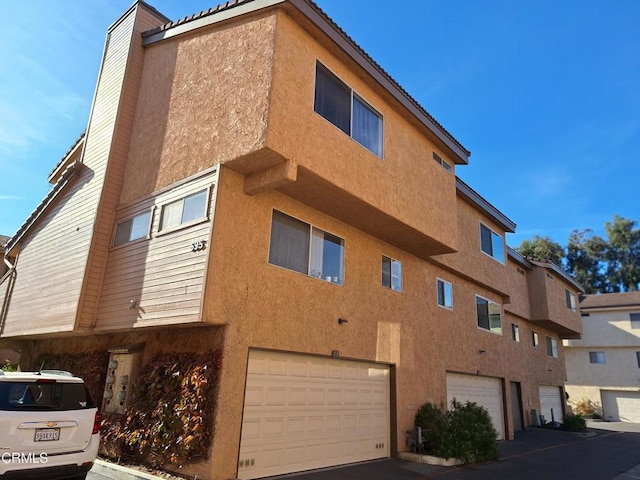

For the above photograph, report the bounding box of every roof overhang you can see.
[456,177,516,233]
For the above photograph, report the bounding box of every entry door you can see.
[238,350,391,479]
[510,382,523,431]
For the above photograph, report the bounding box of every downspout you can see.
[0,255,17,335]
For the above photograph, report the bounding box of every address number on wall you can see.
[190,240,207,252]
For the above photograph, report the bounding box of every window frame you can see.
[382,255,402,292]
[314,62,383,158]
[511,323,520,342]
[636,351,640,368]
[479,223,505,264]
[532,331,539,347]
[565,290,577,311]
[158,188,210,234]
[475,295,502,335]
[436,278,453,309]
[112,210,152,248]
[268,210,345,285]
[546,336,558,358]
[630,313,640,329]
[589,351,606,364]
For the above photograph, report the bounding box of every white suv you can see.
[0,370,101,479]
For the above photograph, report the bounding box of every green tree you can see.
[604,215,640,292]
[566,229,607,294]
[516,235,565,265]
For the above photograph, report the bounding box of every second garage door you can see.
[238,350,390,480]
[539,386,564,424]
[602,390,640,422]
[446,373,504,440]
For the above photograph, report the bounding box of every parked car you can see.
[0,370,101,479]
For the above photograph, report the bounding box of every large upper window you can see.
[382,256,402,292]
[113,211,151,247]
[476,295,502,334]
[269,210,344,285]
[314,63,383,157]
[436,278,452,309]
[546,337,558,358]
[565,290,577,311]
[480,223,505,263]
[160,189,208,231]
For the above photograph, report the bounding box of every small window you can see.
[565,290,577,311]
[432,152,452,173]
[269,210,344,284]
[589,351,606,364]
[517,267,525,275]
[511,323,520,342]
[631,313,640,329]
[382,256,402,292]
[113,211,151,247]
[436,278,452,309]
[546,272,554,280]
[636,352,640,368]
[160,189,207,231]
[532,331,539,347]
[546,337,558,358]
[476,295,501,334]
[479,223,505,263]
[314,63,382,157]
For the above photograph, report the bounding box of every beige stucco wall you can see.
[202,167,568,479]
[120,12,277,205]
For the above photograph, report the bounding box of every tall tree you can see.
[604,215,640,292]
[565,229,607,294]
[516,235,565,265]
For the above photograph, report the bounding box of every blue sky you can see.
[1,0,638,248]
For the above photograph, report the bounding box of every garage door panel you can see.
[602,391,640,422]
[539,386,563,424]
[446,373,505,440]
[239,351,390,479]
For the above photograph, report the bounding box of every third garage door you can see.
[238,350,390,479]
[602,390,640,422]
[446,373,504,440]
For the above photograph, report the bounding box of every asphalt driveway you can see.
[275,422,640,480]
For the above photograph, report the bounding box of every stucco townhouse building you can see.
[565,292,640,423]
[0,1,583,479]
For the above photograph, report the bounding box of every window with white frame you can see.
[160,189,208,231]
[476,295,502,334]
[589,351,606,364]
[511,323,520,342]
[565,290,577,311]
[314,62,383,157]
[432,152,452,173]
[269,210,344,284]
[546,336,558,358]
[113,211,151,247]
[532,331,539,346]
[382,256,402,292]
[479,223,505,263]
[436,278,452,309]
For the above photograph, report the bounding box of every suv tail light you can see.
[93,411,103,435]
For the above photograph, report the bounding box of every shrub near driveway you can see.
[415,399,499,464]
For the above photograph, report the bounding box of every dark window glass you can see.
[314,64,351,135]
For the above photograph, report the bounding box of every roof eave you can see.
[456,177,516,233]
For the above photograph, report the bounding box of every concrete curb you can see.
[614,465,640,480]
[91,459,167,480]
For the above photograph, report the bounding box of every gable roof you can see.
[141,0,471,164]
[580,292,640,310]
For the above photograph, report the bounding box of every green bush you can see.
[414,399,499,464]
[562,413,587,432]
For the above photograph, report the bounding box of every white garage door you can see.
[539,386,564,424]
[602,390,640,422]
[446,373,504,440]
[238,350,390,480]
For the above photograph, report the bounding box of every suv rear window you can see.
[0,381,96,411]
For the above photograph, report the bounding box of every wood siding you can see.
[95,172,217,330]
[0,5,166,338]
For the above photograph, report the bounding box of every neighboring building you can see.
[565,292,640,422]
[0,1,582,479]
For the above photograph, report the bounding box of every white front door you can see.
[238,350,390,479]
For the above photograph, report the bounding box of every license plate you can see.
[34,428,60,442]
